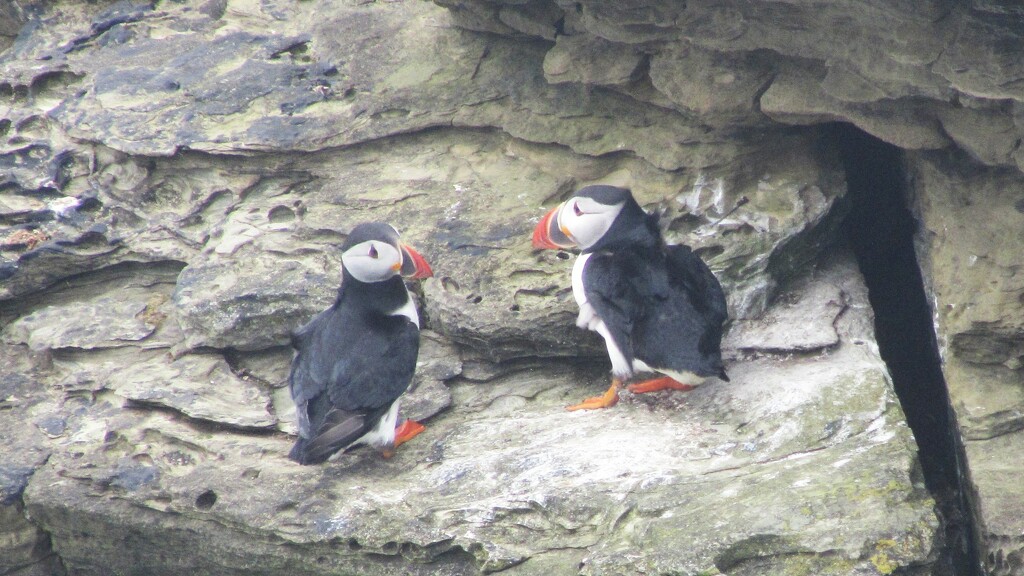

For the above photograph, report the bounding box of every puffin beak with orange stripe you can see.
[532,203,576,250]
[399,243,433,279]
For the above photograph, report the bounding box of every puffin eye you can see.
[573,201,583,217]
[368,245,379,259]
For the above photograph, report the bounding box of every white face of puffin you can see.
[341,239,403,283]
[558,195,624,251]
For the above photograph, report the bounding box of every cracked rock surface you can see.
[3,0,1012,574]
[11,253,937,576]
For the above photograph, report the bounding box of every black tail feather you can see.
[289,436,339,466]
[288,437,313,464]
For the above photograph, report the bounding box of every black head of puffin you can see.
[341,222,433,284]
[532,185,637,252]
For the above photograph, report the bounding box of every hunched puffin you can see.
[288,222,433,464]
[532,185,729,411]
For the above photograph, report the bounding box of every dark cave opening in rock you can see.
[834,123,982,576]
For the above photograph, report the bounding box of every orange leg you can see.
[382,419,426,458]
[567,379,622,411]
[627,377,696,394]
[394,419,425,447]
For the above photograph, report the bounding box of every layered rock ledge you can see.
[2,0,1022,574]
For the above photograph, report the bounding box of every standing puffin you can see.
[532,185,729,411]
[288,222,433,464]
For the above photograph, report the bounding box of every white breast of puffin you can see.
[389,291,420,328]
[570,253,590,307]
[572,253,633,378]
[571,253,600,329]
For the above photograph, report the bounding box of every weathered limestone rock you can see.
[910,152,1024,440]
[173,256,337,352]
[432,0,1024,177]
[3,287,162,351]
[59,125,835,362]
[0,344,58,576]
[15,254,939,575]
[7,0,1024,573]
[543,35,645,87]
[0,0,756,175]
[910,150,1024,573]
[428,0,1024,572]
[0,504,58,576]
[0,4,25,53]
[649,43,774,128]
[760,69,953,151]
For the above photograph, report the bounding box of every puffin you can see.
[288,222,433,464]
[532,185,729,411]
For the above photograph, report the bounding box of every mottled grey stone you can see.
[172,256,336,351]
[112,351,277,430]
[724,266,846,354]
[910,149,1024,571]
[9,0,1024,572]
[19,254,940,575]
[3,293,155,350]
[543,34,644,87]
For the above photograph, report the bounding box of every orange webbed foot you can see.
[567,379,622,411]
[627,377,696,394]
[394,419,425,447]
[382,419,426,459]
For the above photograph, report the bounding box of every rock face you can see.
[0,0,1019,574]
[11,251,939,576]
[910,151,1024,575]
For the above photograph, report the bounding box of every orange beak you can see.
[532,205,575,250]
[399,243,433,279]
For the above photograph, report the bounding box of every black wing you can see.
[665,244,728,329]
[288,306,419,464]
[582,249,665,371]
[642,244,728,378]
[584,245,728,379]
